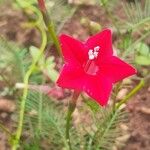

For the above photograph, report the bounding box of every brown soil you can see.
[62,5,112,41]
[0,4,40,47]
[0,2,150,150]
[124,88,150,150]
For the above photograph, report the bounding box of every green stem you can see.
[38,1,61,56]
[66,105,74,150]
[116,79,145,109]
[38,78,45,133]
[112,82,122,111]
[127,17,150,31]
[16,0,43,26]
[11,26,47,150]
[66,91,80,150]
[47,22,61,55]
[38,92,43,133]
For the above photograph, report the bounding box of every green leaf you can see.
[30,46,58,82]
[135,55,150,65]
[46,57,58,82]
[85,99,100,113]
[47,68,58,82]
[15,0,37,8]
[29,46,45,68]
[135,42,149,56]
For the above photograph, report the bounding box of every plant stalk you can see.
[11,26,47,150]
[38,0,61,56]
[116,79,144,109]
[66,91,80,150]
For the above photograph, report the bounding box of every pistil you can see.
[84,46,100,75]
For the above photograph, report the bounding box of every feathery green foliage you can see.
[123,0,150,30]
[0,37,30,97]
[23,91,66,149]
[91,108,126,150]
[0,37,29,83]
[22,91,91,150]
[82,100,127,150]
[46,0,76,33]
[15,89,127,150]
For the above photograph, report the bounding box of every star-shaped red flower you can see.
[57,29,137,106]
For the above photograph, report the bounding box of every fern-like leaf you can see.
[20,90,69,149]
[90,108,127,150]
[123,0,150,30]
[0,37,29,83]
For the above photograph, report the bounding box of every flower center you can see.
[88,46,100,60]
[83,46,100,75]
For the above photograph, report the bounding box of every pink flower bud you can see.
[38,0,46,12]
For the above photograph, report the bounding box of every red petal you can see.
[100,56,137,83]
[57,63,86,91]
[83,75,112,106]
[85,29,113,62]
[60,34,88,66]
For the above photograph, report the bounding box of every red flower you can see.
[57,29,136,106]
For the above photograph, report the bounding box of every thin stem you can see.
[66,105,73,150]
[116,79,145,109]
[0,122,13,137]
[38,0,46,12]
[38,0,61,56]
[94,109,119,150]
[38,92,43,132]
[38,79,45,133]
[66,91,80,150]
[11,26,47,150]
[47,22,61,56]
[127,17,150,31]
[112,82,122,111]
[122,30,150,58]
[0,71,12,87]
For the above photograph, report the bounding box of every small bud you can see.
[38,0,46,12]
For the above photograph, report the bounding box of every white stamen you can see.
[89,53,95,60]
[94,46,100,52]
[89,49,93,55]
[93,51,98,57]
[88,49,94,60]
[88,46,100,60]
